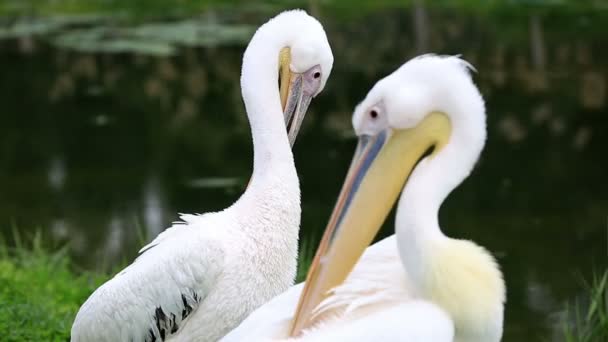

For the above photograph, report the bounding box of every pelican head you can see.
[243,9,333,146]
[292,55,505,341]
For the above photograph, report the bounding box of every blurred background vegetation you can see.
[0,0,607,341]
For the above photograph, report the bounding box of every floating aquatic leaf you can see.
[131,21,202,46]
[46,18,255,54]
[185,177,242,189]
[0,15,108,40]
[52,27,175,56]
[0,19,63,39]
[91,39,175,56]
[52,27,109,48]
[129,20,255,47]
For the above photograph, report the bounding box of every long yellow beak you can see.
[289,112,452,335]
[279,47,313,147]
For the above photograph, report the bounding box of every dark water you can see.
[1,4,607,341]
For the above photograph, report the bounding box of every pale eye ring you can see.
[370,109,378,119]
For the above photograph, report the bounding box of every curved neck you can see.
[242,30,295,178]
[395,114,485,293]
[234,24,299,230]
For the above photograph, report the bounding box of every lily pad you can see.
[53,27,175,56]
[0,15,107,40]
[185,177,242,189]
[48,19,254,55]
[129,20,255,47]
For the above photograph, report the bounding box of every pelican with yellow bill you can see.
[222,55,505,342]
[291,111,451,332]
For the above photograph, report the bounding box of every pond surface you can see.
[1,3,607,341]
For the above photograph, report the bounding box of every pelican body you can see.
[71,10,333,342]
[222,55,505,342]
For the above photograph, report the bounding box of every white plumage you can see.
[71,10,333,342]
[222,55,505,342]
[222,236,455,341]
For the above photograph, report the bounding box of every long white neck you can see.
[389,56,503,341]
[232,23,300,237]
[395,102,486,294]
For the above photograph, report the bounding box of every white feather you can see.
[222,55,504,342]
[71,9,333,342]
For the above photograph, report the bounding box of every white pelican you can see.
[222,55,506,341]
[71,10,333,342]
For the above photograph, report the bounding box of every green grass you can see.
[0,233,108,342]
[296,235,316,283]
[562,270,608,342]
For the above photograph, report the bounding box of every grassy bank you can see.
[562,271,608,342]
[0,235,108,341]
[0,232,313,341]
[0,237,605,341]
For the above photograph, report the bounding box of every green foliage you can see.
[0,234,108,342]
[296,235,316,283]
[562,270,608,342]
[1,0,604,19]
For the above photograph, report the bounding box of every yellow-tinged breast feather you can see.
[425,239,505,341]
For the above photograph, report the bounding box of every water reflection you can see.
[143,175,166,237]
[1,4,607,341]
[47,155,66,191]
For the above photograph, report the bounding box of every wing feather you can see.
[72,213,225,342]
[138,214,208,254]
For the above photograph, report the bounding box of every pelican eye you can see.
[313,71,321,79]
[370,109,378,119]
